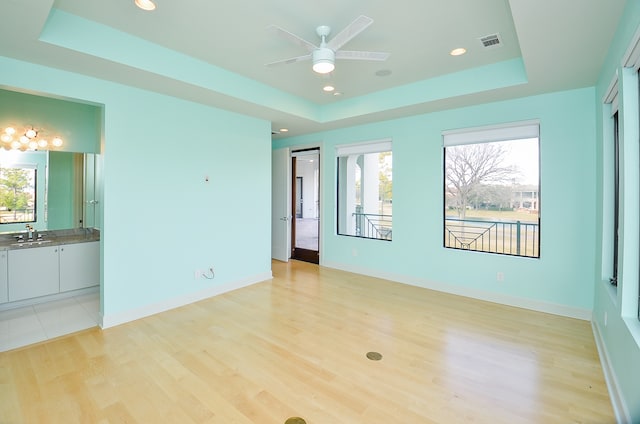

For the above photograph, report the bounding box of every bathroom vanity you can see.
[0,228,100,306]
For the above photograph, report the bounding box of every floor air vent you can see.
[479,33,502,49]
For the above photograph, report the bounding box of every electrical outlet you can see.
[497,272,505,282]
[194,269,202,279]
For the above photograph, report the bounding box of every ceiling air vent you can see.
[479,33,503,49]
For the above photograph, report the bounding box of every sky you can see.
[498,138,539,186]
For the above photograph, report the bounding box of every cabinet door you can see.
[8,246,60,301]
[59,241,100,292]
[0,251,7,304]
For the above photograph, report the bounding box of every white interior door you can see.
[272,147,291,261]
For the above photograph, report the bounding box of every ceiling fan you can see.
[266,15,390,74]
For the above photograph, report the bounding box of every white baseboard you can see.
[592,321,631,424]
[322,261,592,321]
[100,271,272,329]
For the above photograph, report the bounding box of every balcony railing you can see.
[354,212,392,241]
[0,208,35,224]
[444,217,539,258]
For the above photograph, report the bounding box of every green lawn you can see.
[445,209,539,223]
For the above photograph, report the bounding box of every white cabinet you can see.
[6,241,99,302]
[8,245,60,302]
[0,251,7,304]
[59,241,100,291]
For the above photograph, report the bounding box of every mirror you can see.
[0,87,101,234]
[48,151,98,231]
[0,149,97,234]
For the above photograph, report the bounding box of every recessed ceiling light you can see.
[323,85,335,92]
[135,0,156,11]
[375,69,392,77]
[450,47,467,56]
[333,92,342,96]
[279,128,289,133]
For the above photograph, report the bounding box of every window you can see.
[336,140,392,240]
[612,109,620,287]
[443,122,540,258]
[622,26,640,320]
[604,76,620,287]
[0,165,37,224]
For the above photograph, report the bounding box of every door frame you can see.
[290,147,321,264]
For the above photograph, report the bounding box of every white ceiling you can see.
[0,0,627,138]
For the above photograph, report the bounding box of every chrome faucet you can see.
[25,224,34,240]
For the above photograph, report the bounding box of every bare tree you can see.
[445,143,516,219]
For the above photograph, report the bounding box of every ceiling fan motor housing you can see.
[313,47,335,63]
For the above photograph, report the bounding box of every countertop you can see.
[0,228,100,250]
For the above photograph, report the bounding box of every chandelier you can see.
[0,126,64,151]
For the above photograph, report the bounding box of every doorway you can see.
[291,149,320,264]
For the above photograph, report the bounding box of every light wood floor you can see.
[0,260,614,423]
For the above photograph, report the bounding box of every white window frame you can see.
[442,121,540,258]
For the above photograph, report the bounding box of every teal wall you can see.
[592,0,640,420]
[0,56,272,321]
[276,87,597,314]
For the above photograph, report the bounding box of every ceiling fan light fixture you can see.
[312,48,335,74]
[135,0,156,11]
[313,61,334,74]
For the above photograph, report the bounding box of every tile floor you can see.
[295,218,319,250]
[0,291,99,352]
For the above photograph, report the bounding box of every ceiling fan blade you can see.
[267,25,317,52]
[326,15,374,51]
[335,50,390,61]
[265,54,312,67]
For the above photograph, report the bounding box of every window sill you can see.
[622,316,640,349]
[602,278,618,306]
